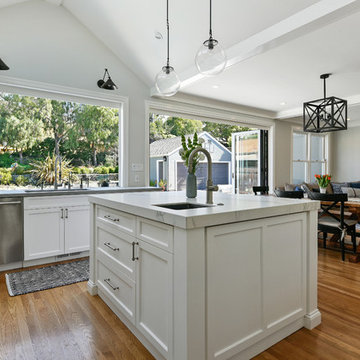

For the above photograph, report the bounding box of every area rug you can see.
[5,259,89,297]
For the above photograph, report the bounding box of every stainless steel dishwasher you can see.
[0,197,23,265]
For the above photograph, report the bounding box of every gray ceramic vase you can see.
[186,173,197,198]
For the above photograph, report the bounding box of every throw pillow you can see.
[354,188,360,197]
[331,182,349,194]
[350,182,360,189]
[341,187,356,198]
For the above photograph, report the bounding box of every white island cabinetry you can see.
[88,191,320,360]
[24,196,90,261]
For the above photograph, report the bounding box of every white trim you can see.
[0,75,129,187]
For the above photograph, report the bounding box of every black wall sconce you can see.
[97,68,117,90]
[0,58,9,70]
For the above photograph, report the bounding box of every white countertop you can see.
[89,191,320,229]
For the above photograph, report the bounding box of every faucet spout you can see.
[188,147,218,204]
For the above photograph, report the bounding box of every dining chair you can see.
[253,186,269,195]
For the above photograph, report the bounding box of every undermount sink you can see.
[153,202,214,210]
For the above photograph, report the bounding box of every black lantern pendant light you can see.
[195,0,227,76]
[0,58,9,70]
[303,74,347,133]
[155,0,181,97]
[97,68,118,90]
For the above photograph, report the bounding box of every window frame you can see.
[0,77,129,186]
[291,128,329,184]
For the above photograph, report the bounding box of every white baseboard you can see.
[0,261,23,272]
[304,309,322,329]
[87,280,98,295]
[23,251,89,268]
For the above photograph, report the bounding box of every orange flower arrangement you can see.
[315,174,331,188]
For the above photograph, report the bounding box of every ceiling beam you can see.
[151,0,360,97]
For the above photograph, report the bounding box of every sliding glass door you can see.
[231,130,268,194]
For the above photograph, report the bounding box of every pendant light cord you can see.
[209,0,213,38]
[323,77,327,99]
[166,0,170,67]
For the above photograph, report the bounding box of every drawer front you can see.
[97,205,136,236]
[137,217,173,253]
[97,259,135,324]
[96,223,135,281]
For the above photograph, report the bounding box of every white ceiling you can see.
[1,0,360,119]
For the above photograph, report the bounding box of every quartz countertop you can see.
[89,191,320,229]
[0,186,160,198]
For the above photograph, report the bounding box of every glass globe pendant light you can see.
[195,0,227,76]
[155,0,181,97]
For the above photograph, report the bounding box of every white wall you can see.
[331,126,360,182]
[274,120,293,187]
[0,0,150,186]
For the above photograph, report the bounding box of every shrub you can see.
[0,172,12,185]
[94,166,110,174]
[15,175,27,186]
[31,155,73,185]
[72,167,81,174]
[0,153,13,168]
[108,166,116,173]
[13,165,27,175]
[80,166,92,174]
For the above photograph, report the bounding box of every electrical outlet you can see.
[134,175,140,183]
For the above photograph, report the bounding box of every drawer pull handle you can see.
[104,214,120,222]
[61,209,64,219]
[132,241,139,261]
[104,278,119,291]
[104,242,119,251]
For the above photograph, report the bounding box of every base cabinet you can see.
[24,207,64,260]
[24,196,90,261]
[92,205,174,360]
[89,204,319,360]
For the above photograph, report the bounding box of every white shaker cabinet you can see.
[24,196,90,261]
[90,205,174,360]
[24,207,65,260]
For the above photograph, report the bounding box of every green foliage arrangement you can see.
[179,133,204,174]
[0,153,14,168]
[31,155,73,185]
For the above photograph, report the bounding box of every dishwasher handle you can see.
[0,201,22,205]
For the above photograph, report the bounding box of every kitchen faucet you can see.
[188,148,218,205]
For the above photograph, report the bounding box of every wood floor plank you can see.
[1,249,360,359]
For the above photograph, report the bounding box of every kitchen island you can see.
[88,191,321,360]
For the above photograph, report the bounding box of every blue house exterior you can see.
[149,132,232,191]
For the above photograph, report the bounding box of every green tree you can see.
[202,122,251,148]
[38,99,79,158]
[66,105,118,166]
[0,94,45,162]
[164,117,203,137]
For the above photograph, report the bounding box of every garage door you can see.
[176,162,229,191]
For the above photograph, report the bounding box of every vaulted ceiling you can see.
[1,0,360,119]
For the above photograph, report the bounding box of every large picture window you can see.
[292,131,328,184]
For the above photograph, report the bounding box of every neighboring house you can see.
[150,132,232,191]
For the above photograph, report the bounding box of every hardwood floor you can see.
[1,250,360,360]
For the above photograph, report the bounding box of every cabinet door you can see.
[24,208,64,260]
[64,206,90,254]
[136,240,173,359]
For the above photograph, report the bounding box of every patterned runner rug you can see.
[5,259,89,296]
